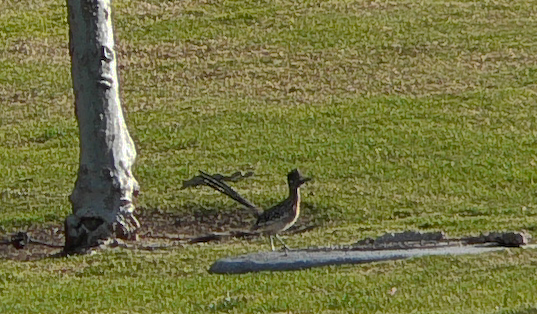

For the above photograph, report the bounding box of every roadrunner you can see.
[199,169,311,251]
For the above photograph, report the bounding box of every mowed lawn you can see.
[1,0,537,313]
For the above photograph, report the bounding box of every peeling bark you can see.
[65,0,139,252]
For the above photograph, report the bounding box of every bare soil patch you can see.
[0,207,314,261]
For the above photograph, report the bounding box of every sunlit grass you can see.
[1,0,537,312]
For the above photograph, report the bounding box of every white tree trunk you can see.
[65,0,139,251]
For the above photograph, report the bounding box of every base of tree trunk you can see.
[64,211,139,253]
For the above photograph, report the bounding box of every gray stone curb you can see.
[209,244,537,274]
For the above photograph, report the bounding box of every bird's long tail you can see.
[199,171,262,217]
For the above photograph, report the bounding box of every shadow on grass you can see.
[0,202,330,261]
[137,201,328,238]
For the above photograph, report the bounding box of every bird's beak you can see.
[300,176,312,184]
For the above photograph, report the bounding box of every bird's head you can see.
[287,168,311,188]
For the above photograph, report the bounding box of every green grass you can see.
[1,247,537,313]
[2,0,537,312]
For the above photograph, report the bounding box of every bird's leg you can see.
[275,234,290,252]
[269,236,275,251]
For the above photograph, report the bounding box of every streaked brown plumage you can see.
[199,169,311,251]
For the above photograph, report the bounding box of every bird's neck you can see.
[292,187,301,217]
[288,185,301,204]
